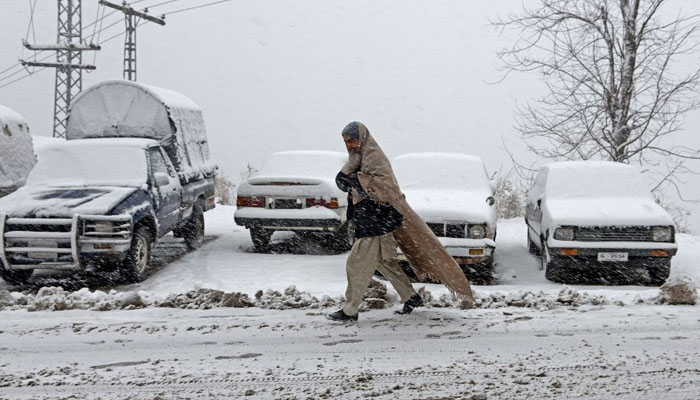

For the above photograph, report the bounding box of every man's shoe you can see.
[395,293,424,315]
[326,309,358,322]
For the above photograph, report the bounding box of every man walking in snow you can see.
[326,122,475,322]
[327,122,423,322]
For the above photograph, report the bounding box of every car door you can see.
[148,146,181,236]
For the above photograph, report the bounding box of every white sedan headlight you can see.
[652,227,673,242]
[468,225,486,239]
[553,227,574,241]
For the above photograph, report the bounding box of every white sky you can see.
[1,0,699,231]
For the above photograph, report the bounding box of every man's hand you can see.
[335,171,351,192]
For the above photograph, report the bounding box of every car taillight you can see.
[306,197,339,209]
[237,196,265,207]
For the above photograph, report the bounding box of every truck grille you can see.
[427,223,466,238]
[1,214,132,270]
[575,226,653,242]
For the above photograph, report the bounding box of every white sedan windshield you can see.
[27,142,148,188]
[394,154,491,191]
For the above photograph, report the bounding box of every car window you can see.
[148,148,173,178]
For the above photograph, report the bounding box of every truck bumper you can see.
[234,217,343,232]
[0,213,132,271]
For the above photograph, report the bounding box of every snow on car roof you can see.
[542,161,651,198]
[393,152,491,191]
[256,151,347,179]
[71,79,200,111]
[0,105,35,190]
[24,138,154,188]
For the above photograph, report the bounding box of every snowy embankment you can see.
[0,205,698,312]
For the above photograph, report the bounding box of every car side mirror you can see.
[486,196,495,206]
[154,172,170,187]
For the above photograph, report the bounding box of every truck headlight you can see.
[554,227,574,241]
[652,227,673,242]
[468,225,486,239]
[94,221,114,233]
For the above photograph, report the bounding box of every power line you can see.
[162,0,231,16]
[1,0,229,89]
[0,68,47,89]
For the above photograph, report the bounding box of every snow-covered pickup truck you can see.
[0,81,216,285]
[0,105,36,198]
[393,153,497,284]
[525,161,678,285]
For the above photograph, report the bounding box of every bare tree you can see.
[495,0,700,192]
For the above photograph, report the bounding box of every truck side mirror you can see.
[486,196,495,206]
[154,172,170,187]
[537,199,542,208]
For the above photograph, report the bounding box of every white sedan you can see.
[393,153,497,283]
[234,151,351,251]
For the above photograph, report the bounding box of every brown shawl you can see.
[340,122,474,303]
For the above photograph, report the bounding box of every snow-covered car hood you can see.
[403,188,496,225]
[0,185,140,218]
[543,196,674,228]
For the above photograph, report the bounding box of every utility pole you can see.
[99,1,165,81]
[21,0,100,139]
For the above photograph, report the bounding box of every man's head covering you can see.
[341,122,361,141]
[340,121,403,205]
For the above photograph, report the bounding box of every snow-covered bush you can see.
[494,171,525,219]
[215,173,236,205]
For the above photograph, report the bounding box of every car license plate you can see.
[274,199,300,209]
[597,252,628,262]
[28,239,59,260]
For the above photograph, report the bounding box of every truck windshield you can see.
[26,142,148,188]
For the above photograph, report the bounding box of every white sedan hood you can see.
[403,188,496,224]
[544,196,674,227]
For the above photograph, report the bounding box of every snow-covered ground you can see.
[1,205,699,399]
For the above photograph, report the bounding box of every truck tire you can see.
[120,226,152,283]
[542,242,564,283]
[0,267,33,286]
[648,261,671,286]
[250,228,271,251]
[328,221,355,251]
[183,205,205,251]
[527,229,539,255]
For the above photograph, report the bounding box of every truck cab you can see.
[0,81,217,285]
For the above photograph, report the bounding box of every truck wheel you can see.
[121,226,152,283]
[542,242,563,283]
[648,261,671,286]
[0,268,33,286]
[183,205,205,251]
[250,228,272,251]
[328,221,355,251]
[527,229,539,255]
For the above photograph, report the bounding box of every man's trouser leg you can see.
[375,233,415,303]
[343,233,415,316]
